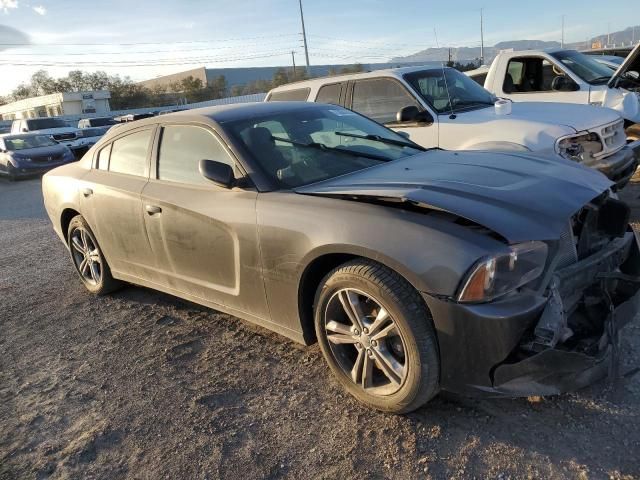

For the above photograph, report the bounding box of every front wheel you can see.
[67,215,121,295]
[314,259,440,413]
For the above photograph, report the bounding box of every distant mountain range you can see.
[390,25,640,64]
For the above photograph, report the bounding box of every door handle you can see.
[145,205,162,215]
[82,188,93,197]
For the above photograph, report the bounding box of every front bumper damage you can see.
[424,229,640,397]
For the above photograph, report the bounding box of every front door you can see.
[141,123,268,318]
[348,77,439,149]
[499,56,590,105]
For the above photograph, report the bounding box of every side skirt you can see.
[111,270,307,345]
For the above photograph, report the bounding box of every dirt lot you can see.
[1,176,639,480]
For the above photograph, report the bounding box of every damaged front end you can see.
[490,193,640,395]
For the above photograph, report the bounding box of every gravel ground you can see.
[1,176,639,480]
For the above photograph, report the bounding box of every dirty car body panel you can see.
[42,102,640,398]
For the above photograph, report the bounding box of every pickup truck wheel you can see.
[67,215,121,295]
[314,259,439,413]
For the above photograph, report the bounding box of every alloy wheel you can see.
[70,227,102,286]
[323,288,408,396]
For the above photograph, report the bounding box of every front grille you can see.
[598,119,626,152]
[52,132,76,141]
[32,154,63,163]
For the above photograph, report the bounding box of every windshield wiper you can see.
[334,131,425,150]
[271,136,392,162]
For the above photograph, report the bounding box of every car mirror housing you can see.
[199,159,235,188]
[396,105,433,124]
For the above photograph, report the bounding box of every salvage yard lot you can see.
[1,177,640,479]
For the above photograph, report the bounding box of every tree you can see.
[30,70,57,96]
[272,67,289,88]
[208,75,227,99]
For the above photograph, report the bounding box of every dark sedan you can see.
[1,134,76,180]
[42,102,640,413]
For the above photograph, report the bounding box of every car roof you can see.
[268,65,454,92]
[122,101,340,125]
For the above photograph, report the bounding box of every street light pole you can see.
[298,0,311,75]
[561,15,565,48]
[480,8,484,65]
[291,50,296,81]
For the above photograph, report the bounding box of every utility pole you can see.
[480,8,484,65]
[607,23,611,47]
[298,0,311,75]
[291,51,296,81]
[561,15,565,48]
[448,47,452,64]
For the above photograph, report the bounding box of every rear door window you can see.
[351,78,419,124]
[108,129,153,177]
[315,83,343,105]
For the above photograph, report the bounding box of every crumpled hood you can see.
[295,150,613,243]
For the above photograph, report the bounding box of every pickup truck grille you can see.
[52,132,76,141]
[596,119,626,154]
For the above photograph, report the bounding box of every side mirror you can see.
[551,76,579,92]
[396,105,433,124]
[627,71,639,80]
[199,159,234,188]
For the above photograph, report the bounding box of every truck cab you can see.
[471,45,640,127]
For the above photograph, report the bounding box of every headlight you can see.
[457,241,548,303]
[556,133,603,162]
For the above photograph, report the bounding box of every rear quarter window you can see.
[315,83,343,105]
[108,129,153,177]
[267,88,311,102]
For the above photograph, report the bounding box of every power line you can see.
[0,33,299,47]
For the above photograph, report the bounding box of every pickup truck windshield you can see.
[26,118,69,130]
[224,105,423,188]
[550,50,614,85]
[404,68,495,114]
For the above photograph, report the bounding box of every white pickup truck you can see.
[466,44,640,140]
[267,65,638,188]
[10,117,94,155]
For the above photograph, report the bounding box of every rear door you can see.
[80,125,158,281]
[140,122,268,317]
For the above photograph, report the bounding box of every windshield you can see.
[403,68,495,114]
[4,135,58,150]
[26,118,69,130]
[224,105,424,188]
[550,50,615,84]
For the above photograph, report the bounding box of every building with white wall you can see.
[0,90,111,121]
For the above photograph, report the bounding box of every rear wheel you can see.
[67,215,121,295]
[314,259,440,413]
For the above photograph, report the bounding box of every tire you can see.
[67,215,122,295]
[314,259,440,413]
[627,124,640,142]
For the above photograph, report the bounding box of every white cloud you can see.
[33,4,46,15]
[1,0,18,13]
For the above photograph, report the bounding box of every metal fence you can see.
[59,92,267,124]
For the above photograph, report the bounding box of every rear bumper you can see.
[594,146,637,189]
[424,231,640,397]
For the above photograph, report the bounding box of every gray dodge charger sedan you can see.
[43,101,640,413]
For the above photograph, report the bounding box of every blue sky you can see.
[0,0,638,94]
